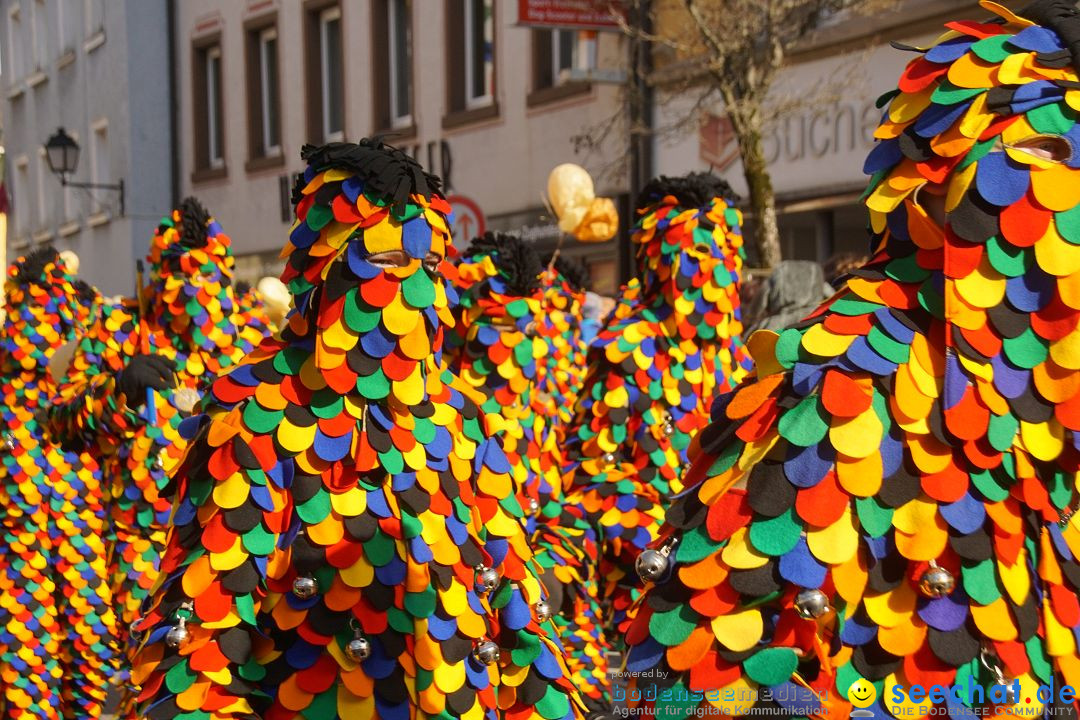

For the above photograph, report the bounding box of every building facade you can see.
[653,0,982,266]
[0,0,174,294]
[173,0,630,294]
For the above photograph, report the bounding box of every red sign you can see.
[517,0,625,30]
[446,195,486,242]
[699,112,741,172]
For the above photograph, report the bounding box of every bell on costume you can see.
[291,575,318,599]
[661,414,675,437]
[794,588,831,619]
[535,600,554,623]
[918,561,955,599]
[636,539,676,583]
[528,497,541,514]
[173,386,201,414]
[1,433,14,452]
[474,640,501,665]
[475,565,500,594]
[165,616,191,648]
[980,646,1017,704]
[346,634,372,662]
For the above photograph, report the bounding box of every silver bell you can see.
[346,635,372,662]
[1,434,14,452]
[475,566,500,594]
[174,387,201,415]
[535,600,553,623]
[794,588,830,619]
[636,549,669,583]
[528,497,540,514]
[165,618,190,648]
[1004,681,1018,705]
[662,416,676,437]
[603,452,617,464]
[918,563,955,598]
[474,640,500,665]
[292,575,318,599]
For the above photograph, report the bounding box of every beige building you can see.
[174,0,630,293]
[174,0,999,290]
[652,0,982,265]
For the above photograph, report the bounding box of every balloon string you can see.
[541,189,565,274]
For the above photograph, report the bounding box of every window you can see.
[84,0,103,37]
[206,48,224,167]
[62,173,76,223]
[388,0,412,127]
[90,120,110,214]
[7,6,24,83]
[259,28,281,155]
[319,8,344,141]
[58,0,77,55]
[531,29,597,98]
[31,0,47,70]
[193,39,225,175]
[13,157,30,238]
[246,21,282,161]
[446,0,494,118]
[463,0,493,108]
[372,0,413,132]
[36,149,49,230]
[306,5,344,144]
[57,130,78,223]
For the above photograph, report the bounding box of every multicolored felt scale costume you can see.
[447,236,611,708]
[562,172,752,648]
[624,1,1080,716]
[131,141,586,720]
[235,281,279,340]
[48,199,267,671]
[535,255,591,434]
[0,247,117,719]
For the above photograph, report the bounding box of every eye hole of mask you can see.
[1003,134,1072,163]
[422,253,443,274]
[367,250,410,269]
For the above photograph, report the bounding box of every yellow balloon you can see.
[58,250,80,274]
[572,197,619,243]
[257,276,292,326]
[547,163,595,233]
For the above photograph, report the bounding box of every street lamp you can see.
[43,127,124,216]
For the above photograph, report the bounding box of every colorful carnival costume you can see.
[0,247,117,719]
[563,173,752,642]
[535,255,591,432]
[131,141,586,720]
[448,236,610,708]
[48,198,267,666]
[623,1,1080,716]
[236,281,278,339]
